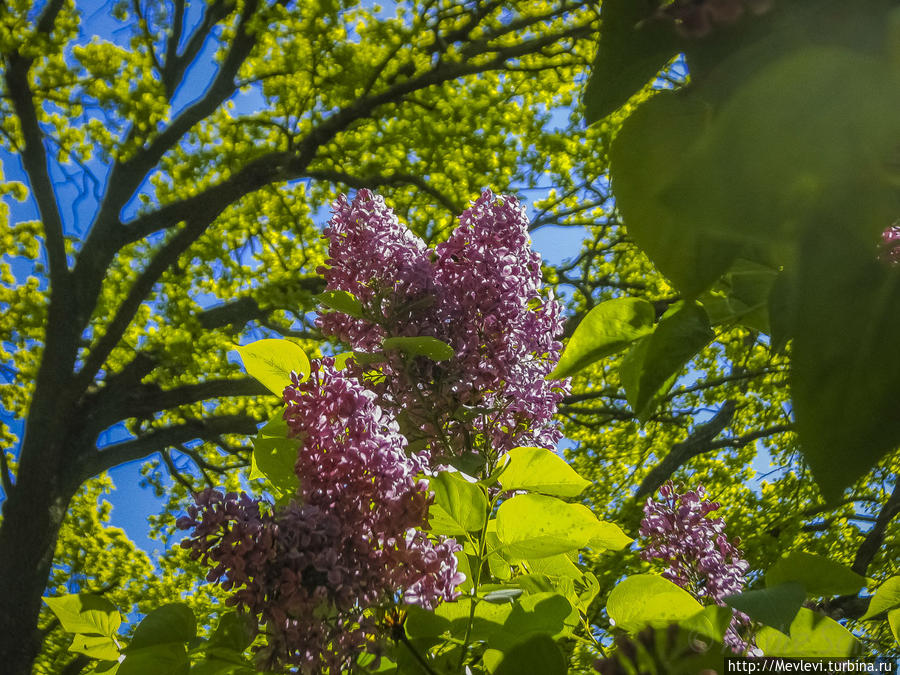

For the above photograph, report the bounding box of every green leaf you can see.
[235,338,310,396]
[756,608,860,657]
[889,608,900,646]
[404,605,452,640]
[549,297,655,379]
[119,643,190,675]
[586,520,632,552]
[427,472,488,535]
[606,575,703,633]
[661,47,900,248]
[433,598,513,642]
[497,446,590,497]
[206,612,255,652]
[316,290,364,318]
[765,552,866,597]
[490,634,566,675]
[86,661,120,675]
[724,583,805,635]
[381,336,454,361]
[489,592,577,650]
[129,604,196,651]
[677,605,733,643]
[190,658,254,675]
[583,0,679,122]
[861,576,900,620]
[619,301,714,421]
[483,588,524,604]
[495,494,629,560]
[251,435,300,495]
[610,91,740,297]
[69,634,120,661]
[43,594,121,637]
[791,227,900,503]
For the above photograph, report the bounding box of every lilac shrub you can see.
[318,189,567,459]
[178,362,463,672]
[639,482,756,654]
[180,190,567,671]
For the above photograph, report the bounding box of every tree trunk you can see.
[0,456,73,674]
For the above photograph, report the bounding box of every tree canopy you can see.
[1,0,899,673]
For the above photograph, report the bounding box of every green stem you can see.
[457,485,492,673]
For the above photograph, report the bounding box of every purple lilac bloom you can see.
[178,358,463,673]
[317,189,568,459]
[881,224,900,264]
[639,481,757,655]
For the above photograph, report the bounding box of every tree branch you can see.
[74,414,260,483]
[851,478,900,576]
[636,401,738,500]
[0,449,14,498]
[3,0,70,291]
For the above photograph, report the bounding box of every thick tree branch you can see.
[4,28,69,291]
[851,478,900,576]
[636,401,738,500]
[84,377,268,441]
[74,414,260,482]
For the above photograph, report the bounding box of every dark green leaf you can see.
[43,594,121,638]
[724,583,805,635]
[678,605,733,643]
[791,227,900,503]
[129,604,196,651]
[610,91,740,297]
[765,552,866,597]
[206,612,255,653]
[119,643,190,675]
[381,336,454,361]
[583,0,679,122]
[661,47,900,248]
[549,297,654,379]
[756,608,860,657]
[490,633,566,675]
[497,446,590,497]
[404,605,452,640]
[619,301,714,421]
[316,290,364,318]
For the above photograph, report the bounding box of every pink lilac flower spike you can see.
[639,481,758,655]
[432,190,569,454]
[316,190,435,350]
[178,358,463,673]
[315,189,568,461]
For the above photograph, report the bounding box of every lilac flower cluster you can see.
[178,359,463,673]
[180,189,564,671]
[639,482,756,654]
[881,224,900,264]
[317,189,568,458]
